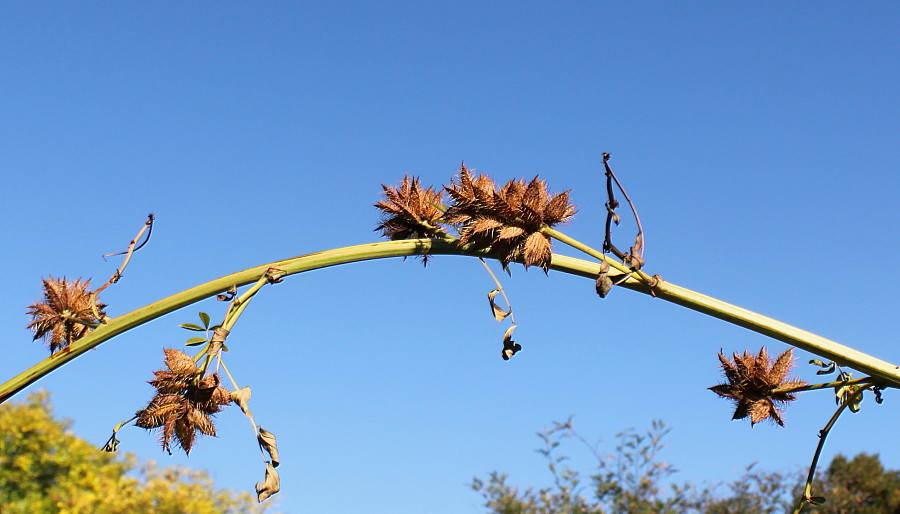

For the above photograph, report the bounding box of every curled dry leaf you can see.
[487,289,510,322]
[255,462,281,503]
[501,325,522,361]
[595,260,613,298]
[231,386,252,417]
[102,433,120,453]
[258,427,280,467]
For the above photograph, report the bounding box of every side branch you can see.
[3,239,899,404]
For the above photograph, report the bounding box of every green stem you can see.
[198,273,272,375]
[773,377,872,394]
[3,239,900,404]
[791,385,871,513]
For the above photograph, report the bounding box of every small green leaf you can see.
[199,312,211,329]
[808,358,826,367]
[808,496,827,505]
[184,337,208,346]
[179,323,206,332]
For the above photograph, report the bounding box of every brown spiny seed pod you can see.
[375,175,446,264]
[709,347,806,427]
[27,277,106,354]
[135,349,231,454]
[443,164,576,272]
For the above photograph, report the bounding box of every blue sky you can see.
[1,2,898,512]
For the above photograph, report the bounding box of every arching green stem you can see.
[3,238,900,404]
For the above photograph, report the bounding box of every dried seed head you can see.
[375,175,446,264]
[709,347,806,426]
[27,276,106,354]
[443,164,576,272]
[136,349,231,454]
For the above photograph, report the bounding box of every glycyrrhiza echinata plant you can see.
[4,157,897,511]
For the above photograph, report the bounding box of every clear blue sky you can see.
[1,2,898,512]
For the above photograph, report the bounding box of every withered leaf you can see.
[487,289,510,322]
[231,386,253,417]
[258,427,280,467]
[595,261,613,298]
[501,325,522,361]
[255,462,281,503]
[102,433,120,453]
[217,284,238,302]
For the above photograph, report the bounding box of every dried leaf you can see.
[487,289,510,322]
[595,261,613,298]
[217,285,238,302]
[231,386,252,417]
[102,433,120,453]
[258,427,280,467]
[501,325,522,361]
[255,462,280,503]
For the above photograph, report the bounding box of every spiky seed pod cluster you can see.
[709,347,806,427]
[136,349,231,454]
[27,276,106,354]
[375,175,446,241]
[443,164,577,272]
[375,176,446,264]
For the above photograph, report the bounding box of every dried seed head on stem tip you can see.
[709,347,807,426]
[443,163,577,272]
[375,176,446,265]
[27,277,107,354]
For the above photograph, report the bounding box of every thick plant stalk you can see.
[3,239,899,404]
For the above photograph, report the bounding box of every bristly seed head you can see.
[375,175,446,265]
[709,347,806,427]
[27,276,106,354]
[443,164,576,272]
[135,349,231,454]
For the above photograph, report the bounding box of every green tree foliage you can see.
[0,391,265,514]
[473,419,900,514]
[807,453,900,513]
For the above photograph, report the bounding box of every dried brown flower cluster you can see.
[443,164,576,272]
[375,176,446,264]
[136,349,231,454]
[709,347,806,426]
[27,277,106,354]
[375,175,445,240]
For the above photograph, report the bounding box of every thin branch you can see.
[792,384,872,513]
[95,214,155,294]
[603,153,645,264]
